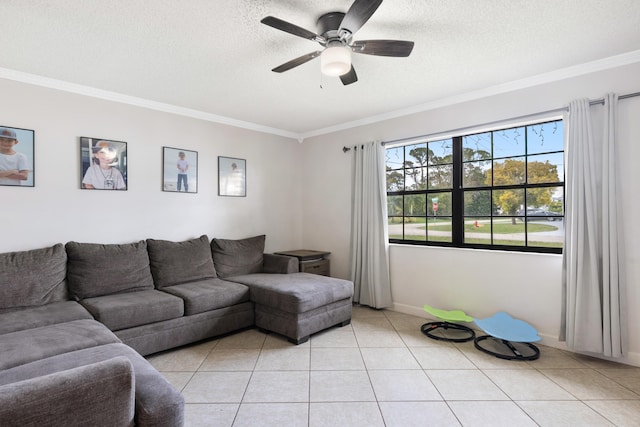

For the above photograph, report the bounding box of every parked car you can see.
[520,208,562,221]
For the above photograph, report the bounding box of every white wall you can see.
[301,62,640,366]
[0,79,303,253]
[1,62,638,366]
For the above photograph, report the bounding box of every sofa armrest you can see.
[262,253,299,274]
[0,356,135,427]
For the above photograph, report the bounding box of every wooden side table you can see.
[274,250,331,276]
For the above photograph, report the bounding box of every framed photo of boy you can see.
[0,125,34,187]
[163,147,198,193]
[80,137,127,190]
[218,156,246,197]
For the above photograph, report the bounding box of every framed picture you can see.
[0,125,34,187]
[218,156,246,197]
[163,147,198,193]
[80,137,127,190]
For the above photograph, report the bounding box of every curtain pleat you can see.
[349,142,392,308]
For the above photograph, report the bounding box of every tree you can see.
[386,167,403,191]
[488,159,559,223]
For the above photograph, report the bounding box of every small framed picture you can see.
[218,156,246,197]
[0,125,34,187]
[163,147,198,193]
[80,137,127,190]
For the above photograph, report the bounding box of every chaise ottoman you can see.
[227,272,354,344]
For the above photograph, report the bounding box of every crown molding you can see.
[2,49,639,142]
[0,67,300,140]
[299,49,640,140]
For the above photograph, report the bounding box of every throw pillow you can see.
[146,235,217,288]
[210,235,265,278]
[0,244,68,312]
[65,240,154,299]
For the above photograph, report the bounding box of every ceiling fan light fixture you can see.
[320,46,351,76]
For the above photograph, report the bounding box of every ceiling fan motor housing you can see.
[317,12,351,45]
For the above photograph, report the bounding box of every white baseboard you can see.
[390,303,640,367]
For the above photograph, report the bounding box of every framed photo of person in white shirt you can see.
[0,125,34,187]
[163,147,198,193]
[80,137,127,190]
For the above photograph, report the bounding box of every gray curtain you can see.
[561,94,627,357]
[349,141,392,308]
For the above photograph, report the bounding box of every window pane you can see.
[493,157,526,185]
[525,185,563,216]
[386,170,404,192]
[493,188,524,216]
[387,195,403,216]
[464,217,491,245]
[428,139,453,165]
[427,217,452,242]
[388,217,404,240]
[405,143,428,168]
[462,132,491,160]
[526,219,563,248]
[548,186,564,216]
[403,217,426,241]
[493,217,525,246]
[493,127,525,158]
[528,153,563,184]
[428,165,452,189]
[464,190,492,216]
[385,146,404,170]
[527,121,563,154]
[405,167,427,190]
[404,194,426,216]
[463,160,491,188]
[427,192,451,216]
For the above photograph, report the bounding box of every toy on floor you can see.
[473,311,541,361]
[420,304,476,342]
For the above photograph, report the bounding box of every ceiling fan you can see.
[261,0,414,85]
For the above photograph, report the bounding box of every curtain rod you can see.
[342,90,640,152]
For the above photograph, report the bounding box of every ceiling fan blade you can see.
[339,0,383,35]
[261,16,323,42]
[272,51,321,73]
[340,66,358,85]
[351,40,414,57]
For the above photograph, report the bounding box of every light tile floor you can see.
[147,306,640,426]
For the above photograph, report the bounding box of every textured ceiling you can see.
[1,0,639,139]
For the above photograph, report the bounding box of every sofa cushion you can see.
[147,235,217,288]
[210,235,265,278]
[66,240,155,299]
[0,243,68,312]
[0,356,135,427]
[0,301,93,335]
[80,290,184,331]
[228,272,354,314]
[0,319,120,371]
[161,278,250,315]
[0,343,184,427]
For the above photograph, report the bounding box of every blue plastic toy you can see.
[473,311,541,360]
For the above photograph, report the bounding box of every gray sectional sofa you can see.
[0,234,353,426]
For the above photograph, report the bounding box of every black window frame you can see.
[386,119,564,254]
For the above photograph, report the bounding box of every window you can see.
[386,119,564,253]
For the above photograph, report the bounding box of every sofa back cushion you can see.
[65,241,154,299]
[0,244,68,312]
[210,235,265,278]
[146,235,217,288]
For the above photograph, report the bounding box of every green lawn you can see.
[426,221,557,234]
